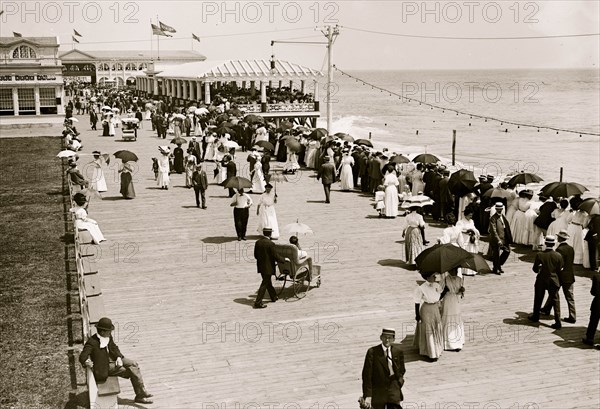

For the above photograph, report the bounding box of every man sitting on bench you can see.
[79,317,154,404]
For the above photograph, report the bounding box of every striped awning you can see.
[154,59,323,81]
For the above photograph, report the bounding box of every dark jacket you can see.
[534,201,558,230]
[317,162,336,185]
[585,214,600,241]
[590,273,600,313]
[489,213,513,245]
[362,344,405,407]
[254,236,286,276]
[67,167,88,187]
[555,242,575,285]
[532,249,563,289]
[192,170,208,190]
[226,161,237,179]
[79,334,124,383]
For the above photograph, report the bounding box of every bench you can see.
[87,368,120,409]
[87,295,106,325]
[84,274,102,297]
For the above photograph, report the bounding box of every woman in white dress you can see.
[184,155,197,188]
[71,193,105,244]
[457,192,476,222]
[410,164,425,195]
[305,140,320,169]
[547,199,571,237]
[216,158,228,185]
[157,147,170,189]
[510,190,533,245]
[204,133,217,161]
[438,213,464,248]
[414,273,444,360]
[338,150,355,191]
[256,184,279,239]
[108,114,116,136]
[90,151,107,193]
[283,148,301,173]
[194,117,204,137]
[441,269,465,351]
[403,207,426,264]
[456,207,480,276]
[382,167,399,218]
[251,161,266,194]
[567,198,591,265]
[254,126,269,144]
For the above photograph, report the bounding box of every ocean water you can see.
[316,69,600,196]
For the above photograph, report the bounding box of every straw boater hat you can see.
[381,328,395,337]
[544,235,557,247]
[557,230,570,241]
[495,202,505,211]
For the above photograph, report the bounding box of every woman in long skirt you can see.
[567,206,591,265]
[90,152,107,193]
[119,162,136,199]
[108,114,116,136]
[204,134,217,161]
[184,155,197,188]
[305,140,319,169]
[456,207,480,276]
[403,206,426,264]
[71,193,105,244]
[410,164,425,195]
[414,273,444,360]
[547,199,571,237]
[157,149,170,190]
[256,184,279,239]
[382,168,399,218]
[441,269,465,351]
[251,161,266,194]
[338,150,354,191]
[173,144,185,174]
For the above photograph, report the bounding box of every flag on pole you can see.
[192,33,201,42]
[151,23,171,37]
[72,36,80,43]
[13,32,22,37]
[73,29,83,37]
[159,21,177,33]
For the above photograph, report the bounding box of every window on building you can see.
[18,88,35,115]
[39,88,57,115]
[0,89,14,116]
[125,63,137,71]
[138,63,148,71]
[112,63,123,71]
[99,63,110,71]
[12,45,37,59]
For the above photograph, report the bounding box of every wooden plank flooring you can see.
[74,116,600,408]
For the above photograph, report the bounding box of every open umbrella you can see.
[57,150,77,158]
[170,137,187,145]
[223,140,240,150]
[67,117,79,123]
[415,243,474,277]
[309,128,328,140]
[401,194,434,208]
[541,182,588,198]
[269,171,288,195]
[121,118,139,124]
[483,187,512,199]
[215,123,235,136]
[577,198,600,215]
[507,172,543,188]
[187,106,198,114]
[113,150,139,162]
[194,107,209,116]
[412,153,440,164]
[215,113,230,124]
[285,138,302,153]
[459,253,492,274]
[227,107,243,117]
[355,139,373,147]
[283,219,313,237]
[171,113,186,120]
[221,176,252,190]
[390,154,410,164]
[448,169,478,197]
[102,105,112,111]
[334,132,354,142]
[244,114,264,125]
[255,140,275,152]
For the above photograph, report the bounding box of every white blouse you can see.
[406,211,425,228]
[413,281,442,303]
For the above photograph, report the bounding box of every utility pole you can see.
[322,25,339,133]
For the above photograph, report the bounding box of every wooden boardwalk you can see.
[76,117,599,409]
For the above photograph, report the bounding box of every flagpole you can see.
[150,18,154,61]
[156,15,160,60]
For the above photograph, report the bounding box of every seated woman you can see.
[70,193,105,244]
[289,236,313,276]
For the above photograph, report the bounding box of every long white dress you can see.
[254,127,269,144]
[283,152,301,172]
[339,155,355,191]
[456,218,480,276]
[510,198,532,245]
[256,192,279,239]
[157,154,170,188]
[382,172,399,217]
[204,135,216,161]
[441,273,465,351]
[71,206,105,244]
[305,141,319,169]
[90,158,107,192]
[251,162,266,193]
[567,210,590,264]
[547,208,571,237]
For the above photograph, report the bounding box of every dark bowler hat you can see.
[96,317,115,331]
[381,328,396,337]
[486,175,495,182]
[92,150,101,155]
[265,183,273,189]
[263,227,273,234]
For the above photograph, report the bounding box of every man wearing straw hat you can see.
[488,202,513,275]
[529,235,563,329]
[79,317,154,404]
[540,230,575,323]
[361,328,405,409]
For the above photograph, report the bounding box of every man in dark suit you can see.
[369,153,382,194]
[529,235,563,329]
[253,227,287,309]
[360,150,371,193]
[192,162,208,209]
[187,136,202,163]
[582,271,600,346]
[474,175,493,231]
[351,147,362,187]
[247,149,258,181]
[438,170,453,221]
[79,317,153,404]
[362,328,405,409]
[541,230,575,322]
[488,202,513,275]
[585,214,600,271]
[261,150,271,183]
[534,195,558,245]
[225,155,237,197]
[317,156,336,204]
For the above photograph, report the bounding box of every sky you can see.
[1,0,599,70]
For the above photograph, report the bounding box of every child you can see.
[373,185,385,217]
[151,158,159,180]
